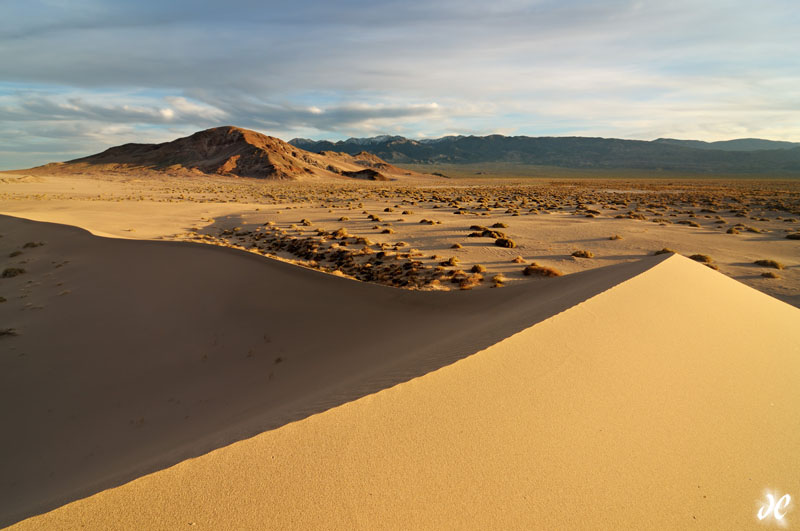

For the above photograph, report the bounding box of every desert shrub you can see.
[754,259,784,270]
[381,228,395,234]
[469,225,488,231]
[300,219,312,226]
[491,274,507,287]
[512,255,526,263]
[654,248,676,255]
[451,243,462,249]
[609,234,622,240]
[495,238,516,248]
[727,227,740,234]
[338,216,350,221]
[441,257,459,266]
[459,273,483,290]
[402,210,413,215]
[471,264,486,273]
[571,250,593,258]
[491,222,509,228]
[523,263,562,277]
[384,207,394,212]
[2,268,26,278]
[761,271,780,279]
[689,254,713,263]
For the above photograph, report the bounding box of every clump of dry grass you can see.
[458,273,483,290]
[338,216,350,221]
[523,263,562,277]
[441,257,459,267]
[381,228,395,234]
[754,259,784,270]
[495,238,516,248]
[689,254,713,263]
[512,255,526,263]
[761,271,780,279]
[491,222,508,228]
[571,250,594,258]
[654,248,676,255]
[451,243,462,249]
[471,264,486,273]
[727,227,740,234]
[2,267,25,278]
[491,274,507,287]
[609,234,623,240]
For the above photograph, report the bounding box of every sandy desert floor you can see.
[1,171,799,529]
[2,171,799,304]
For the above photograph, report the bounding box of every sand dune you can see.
[5,217,797,529]
[3,214,798,529]
[0,214,665,527]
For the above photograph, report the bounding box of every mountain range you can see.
[290,135,800,174]
[25,126,428,181]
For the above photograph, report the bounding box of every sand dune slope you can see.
[0,214,661,527]
[6,218,799,529]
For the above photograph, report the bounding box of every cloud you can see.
[1,0,798,168]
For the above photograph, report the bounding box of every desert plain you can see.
[1,132,800,529]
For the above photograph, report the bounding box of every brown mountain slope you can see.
[25,126,433,181]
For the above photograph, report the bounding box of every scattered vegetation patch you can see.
[654,248,676,255]
[471,264,486,273]
[761,271,780,279]
[495,238,516,248]
[689,254,713,264]
[571,250,594,258]
[754,259,784,270]
[2,268,26,278]
[523,263,562,277]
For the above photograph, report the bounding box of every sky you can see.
[1,0,799,169]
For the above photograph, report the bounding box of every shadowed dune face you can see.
[0,214,666,527]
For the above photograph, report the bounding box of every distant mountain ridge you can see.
[26,126,432,181]
[653,138,800,151]
[290,135,800,174]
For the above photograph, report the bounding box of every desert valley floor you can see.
[1,170,799,529]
